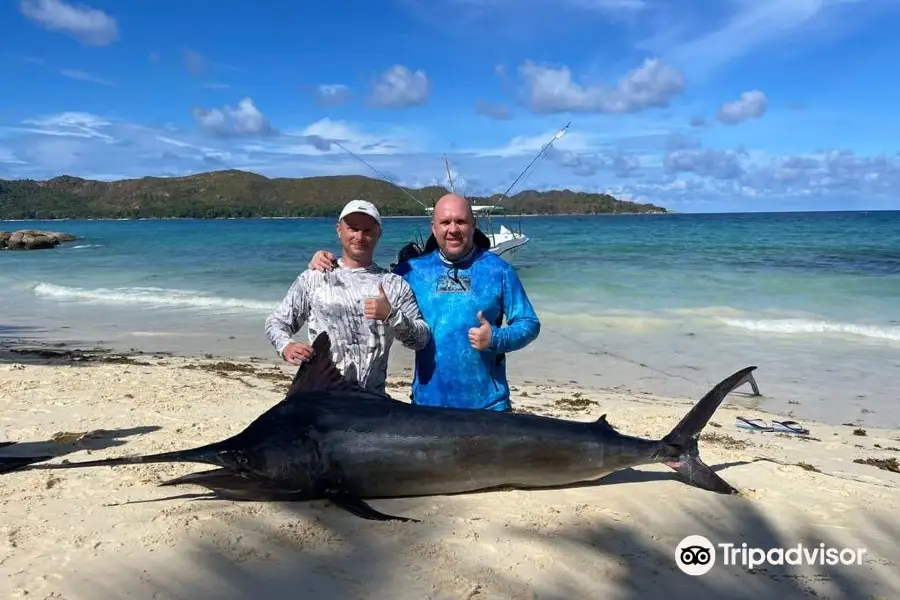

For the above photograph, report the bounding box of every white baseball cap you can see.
[339,199,382,225]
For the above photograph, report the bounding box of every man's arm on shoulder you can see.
[490,265,541,353]
[392,259,411,277]
[264,272,312,356]
[385,275,431,350]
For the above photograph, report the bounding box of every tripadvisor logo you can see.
[675,535,717,576]
[675,535,867,576]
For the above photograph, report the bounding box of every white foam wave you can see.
[718,317,900,342]
[32,282,274,312]
[70,244,103,249]
[539,310,676,333]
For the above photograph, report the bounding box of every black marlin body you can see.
[9,333,754,522]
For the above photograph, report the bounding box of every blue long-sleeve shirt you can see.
[394,247,541,411]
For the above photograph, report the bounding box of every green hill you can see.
[0,169,667,219]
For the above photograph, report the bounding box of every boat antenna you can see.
[490,121,570,211]
[329,139,431,212]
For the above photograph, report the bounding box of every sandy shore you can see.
[1,345,898,600]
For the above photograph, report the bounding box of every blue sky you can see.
[2,0,899,212]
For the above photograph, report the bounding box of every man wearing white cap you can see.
[264,199,430,396]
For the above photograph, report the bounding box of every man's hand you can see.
[364,284,391,321]
[282,342,314,365]
[468,311,492,350]
[308,250,336,272]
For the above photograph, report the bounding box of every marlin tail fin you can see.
[661,366,757,494]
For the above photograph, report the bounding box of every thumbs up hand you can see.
[468,311,492,350]
[364,283,392,321]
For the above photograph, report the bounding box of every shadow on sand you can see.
[0,425,161,472]
[60,458,898,600]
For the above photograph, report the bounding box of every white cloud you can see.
[718,90,768,124]
[192,98,273,137]
[16,112,116,141]
[651,0,872,78]
[517,58,685,114]
[19,0,118,46]
[474,100,512,120]
[2,109,899,212]
[182,49,206,76]
[281,118,419,156]
[300,118,373,146]
[453,0,648,10]
[155,136,194,149]
[408,0,649,26]
[315,84,351,107]
[59,69,113,86]
[14,53,114,86]
[368,65,429,108]
[0,147,26,165]
[470,127,591,158]
[563,0,648,12]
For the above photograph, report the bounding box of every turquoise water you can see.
[2,211,900,428]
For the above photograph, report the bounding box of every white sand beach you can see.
[1,348,898,600]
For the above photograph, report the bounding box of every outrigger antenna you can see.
[489,121,569,212]
[443,154,455,193]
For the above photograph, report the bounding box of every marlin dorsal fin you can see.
[594,414,618,433]
[284,332,365,396]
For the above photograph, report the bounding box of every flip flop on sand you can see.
[771,420,810,435]
[735,417,774,432]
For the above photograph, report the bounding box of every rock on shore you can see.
[0,229,79,250]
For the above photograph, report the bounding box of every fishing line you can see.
[547,327,703,385]
[329,139,432,211]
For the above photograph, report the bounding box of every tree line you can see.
[0,170,668,220]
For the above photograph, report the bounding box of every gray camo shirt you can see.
[264,259,431,395]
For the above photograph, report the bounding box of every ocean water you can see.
[2,211,899,429]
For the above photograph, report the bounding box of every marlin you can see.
[8,333,753,522]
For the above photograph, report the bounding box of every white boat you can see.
[425,204,529,262]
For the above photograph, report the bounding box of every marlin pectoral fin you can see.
[324,490,419,523]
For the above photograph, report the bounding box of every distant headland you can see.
[0,169,668,220]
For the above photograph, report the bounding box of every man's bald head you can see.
[431,193,476,260]
[433,193,474,224]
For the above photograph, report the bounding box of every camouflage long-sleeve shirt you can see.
[264,259,431,395]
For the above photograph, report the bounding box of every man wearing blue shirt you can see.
[306,193,541,411]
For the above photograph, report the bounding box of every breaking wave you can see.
[32,282,274,312]
[718,317,900,342]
